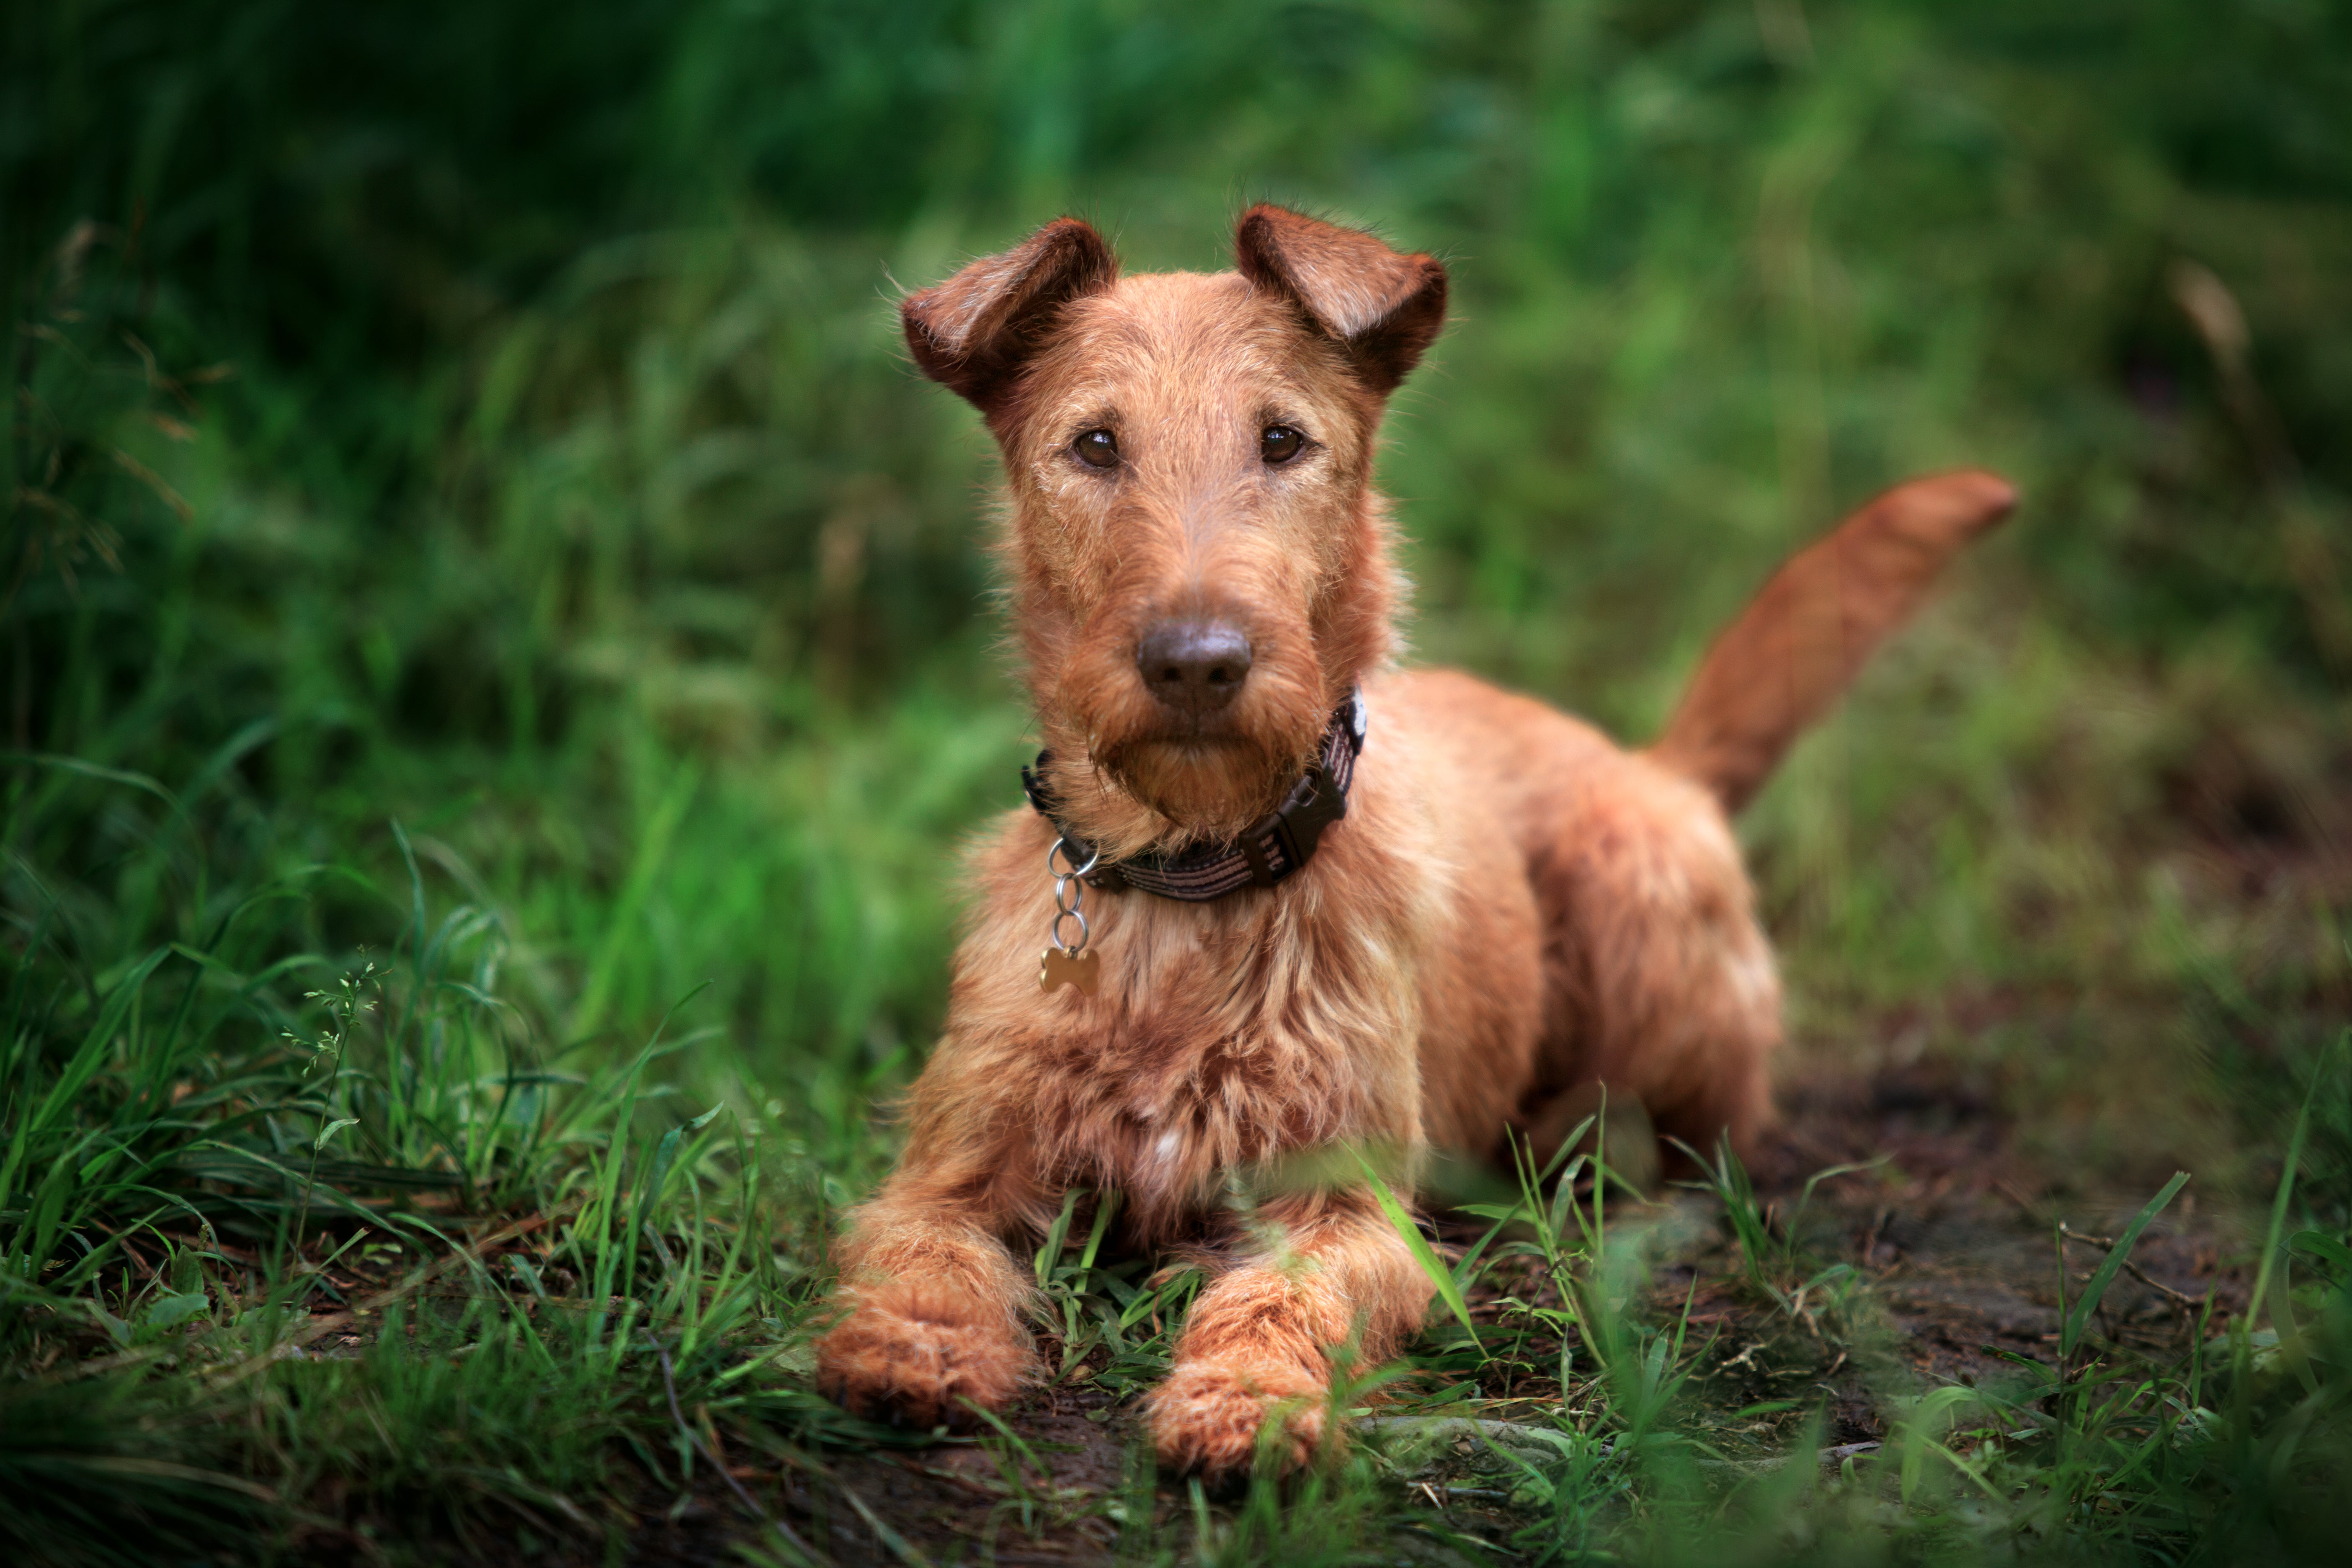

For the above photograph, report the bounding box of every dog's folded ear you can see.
[901,218,1120,413]
[1233,205,1448,395]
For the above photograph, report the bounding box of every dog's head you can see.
[903,206,1446,855]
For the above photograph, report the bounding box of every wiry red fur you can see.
[814,205,2016,1474]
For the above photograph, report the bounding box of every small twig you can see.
[294,1208,563,1348]
[1993,1180,2044,1218]
[1857,1206,1892,1265]
[655,1338,830,1567]
[2058,1225,2204,1311]
[1354,1416,1573,1449]
[87,1220,158,1283]
[42,1345,174,1385]
[1694,1441,1883,1476]
[898,1459,1005,1501]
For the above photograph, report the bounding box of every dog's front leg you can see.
[815,1173,1039,1430]
[1148,1189,1434,1478]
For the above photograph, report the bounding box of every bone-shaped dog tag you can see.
[1039,946,1100,995]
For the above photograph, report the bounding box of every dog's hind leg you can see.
[1533,752,1782,1162]
[1146,1189,1434,1478]
[1514,475,2014,1167]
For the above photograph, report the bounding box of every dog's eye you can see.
[1260,425,1306,464]
[1072,428,1120,469]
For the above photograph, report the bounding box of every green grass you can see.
[8,0,2352,1560]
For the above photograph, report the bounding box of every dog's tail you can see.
[1649,469,2017,814]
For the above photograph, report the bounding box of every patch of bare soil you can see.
[1741,1060,2249,1422]
[620,1384,1146,1566]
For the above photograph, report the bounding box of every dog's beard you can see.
[1092,730,1315,845]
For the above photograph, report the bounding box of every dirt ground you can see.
[614,1056,2255,1566]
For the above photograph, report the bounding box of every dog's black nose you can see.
[1137,619,1253,714]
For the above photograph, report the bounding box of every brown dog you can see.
[815,206,2014,1475]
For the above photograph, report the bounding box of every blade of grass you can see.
[2245,1080,2318,1393]
[2061,1171,2190,1360]
[569,763,700,1042]
[1350,1147,1480,1354]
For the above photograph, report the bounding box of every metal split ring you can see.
[1046,836,1099,959]
[1047,837,1101,881]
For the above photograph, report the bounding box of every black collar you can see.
[1020,691,1369,902]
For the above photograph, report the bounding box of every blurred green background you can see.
[9,0,2351,1200]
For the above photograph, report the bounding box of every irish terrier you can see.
[815,206,2014,1475]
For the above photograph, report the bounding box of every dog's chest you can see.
[1043,908,1418,1207]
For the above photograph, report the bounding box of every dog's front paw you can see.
[1147,1359,1328,1479]
[815,1286,1035,1430]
